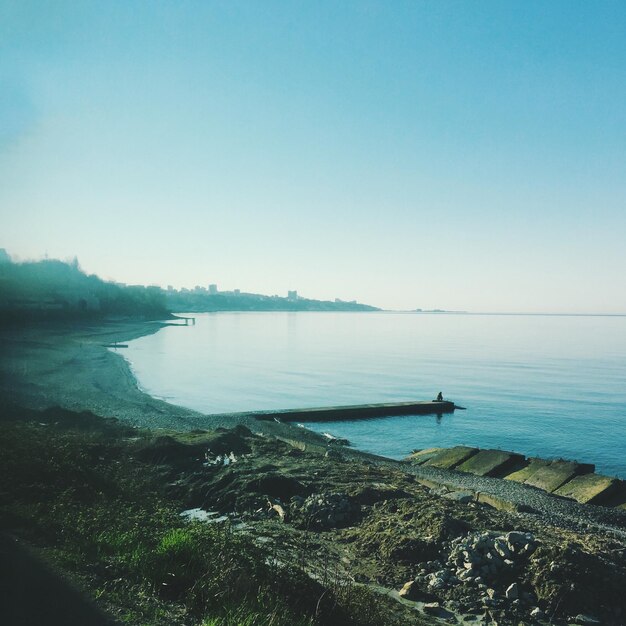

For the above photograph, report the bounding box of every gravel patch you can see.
[362,456,626,537]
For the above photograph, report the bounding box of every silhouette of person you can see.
[436,391,443,401]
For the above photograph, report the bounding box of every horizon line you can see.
[384,310,626,317]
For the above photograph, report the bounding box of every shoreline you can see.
[0,318,334,447]
[0,319,203,430]
[2,318,626,534]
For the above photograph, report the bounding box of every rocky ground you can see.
[138,424,626,625]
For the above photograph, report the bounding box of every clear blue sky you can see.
[2,1,626,312]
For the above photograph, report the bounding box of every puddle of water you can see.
[179,508,247,528]
[180,508,224,522]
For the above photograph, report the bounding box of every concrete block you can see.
[475,492,537,514]
[455,449,526,477]
[407,448,444,464]
[425,446,478,470]
[443,490,475,503]
[553,473,620,505]
[504,458,549,483]
[524,460,594,493]
[414,477,447,491]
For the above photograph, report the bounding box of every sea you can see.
[122,312,626,478]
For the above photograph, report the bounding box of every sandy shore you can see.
[0,319,204,430]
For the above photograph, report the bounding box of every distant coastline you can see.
[411,308,468,314]
[0,254,380,320]
[165,289,379,313]
[3,253,624,321]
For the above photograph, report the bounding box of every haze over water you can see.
[124,312,626,478]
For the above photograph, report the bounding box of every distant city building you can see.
[167,285,174,292]
[194,285,207,293]
[0,248,11,264]
[234,289,240,295]
[287,290,298,300]
[208,284,218,295]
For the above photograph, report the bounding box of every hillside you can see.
[0,258,169,322]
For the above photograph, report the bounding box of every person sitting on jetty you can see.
[436,391,443,401]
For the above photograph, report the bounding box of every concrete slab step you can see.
[475,491,537,514]
[455,449,526,478]
[523,460,594,493]
[553,473,620,505]
[504,458,549,483]
[407,448,444,465]
[424,446,478,470]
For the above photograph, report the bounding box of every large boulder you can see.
[293,493,359,530]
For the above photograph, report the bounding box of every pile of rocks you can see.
[448,530,537,587]
[400,530,545,619]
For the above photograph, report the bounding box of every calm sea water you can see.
[123,312,626,478]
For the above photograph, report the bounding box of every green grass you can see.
[0,417,312,625]
[0,411,399,626]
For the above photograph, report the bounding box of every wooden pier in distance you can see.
[252,400,457,423]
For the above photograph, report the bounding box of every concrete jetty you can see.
[236,400,457,423]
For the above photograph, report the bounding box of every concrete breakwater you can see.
[247,400,457,422]
[409,446,626,509]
